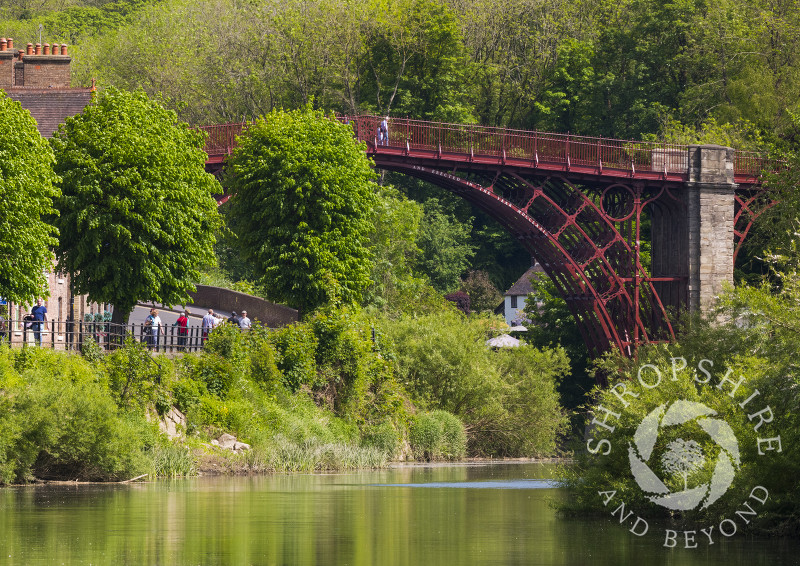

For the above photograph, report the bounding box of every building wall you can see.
[504,295,528,326]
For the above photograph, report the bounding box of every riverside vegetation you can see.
[0,306,567,485]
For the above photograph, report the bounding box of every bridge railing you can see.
[198,117,780,179]
[347,115,693,174]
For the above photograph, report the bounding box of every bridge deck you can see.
[199,116,777,185]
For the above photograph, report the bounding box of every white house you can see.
[502,262,545,326]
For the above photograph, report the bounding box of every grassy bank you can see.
[0,306,568,484]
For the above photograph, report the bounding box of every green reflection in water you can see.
[0,463,797,565]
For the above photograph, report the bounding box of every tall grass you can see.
[151,442,197,478]
[233,436,387,473]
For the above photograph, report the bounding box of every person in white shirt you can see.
[145,308,162,350]
[202,308,217,342]
[239,310,251,329]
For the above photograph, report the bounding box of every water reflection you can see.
[0,463,796,565]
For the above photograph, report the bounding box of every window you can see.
[510,295,518,309]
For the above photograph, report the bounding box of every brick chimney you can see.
[0,37,13,90]
[20,40,71,88]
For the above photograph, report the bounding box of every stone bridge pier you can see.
[686,145,736,313]
[651,145,736,315]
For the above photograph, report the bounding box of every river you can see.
[0,462,797,565]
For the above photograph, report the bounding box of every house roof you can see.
[504,262,545,296]
[6,88,93,137]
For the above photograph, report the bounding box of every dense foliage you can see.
[51,87,223,322]
[226,107,377,313]
[0,93,60,305]
[561,253,800,534]
[381,310,569,456]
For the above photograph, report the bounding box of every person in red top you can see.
[173,310,190,350]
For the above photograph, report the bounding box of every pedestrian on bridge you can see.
[379,116,389,146]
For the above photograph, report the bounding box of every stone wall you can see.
[188,285,298,328]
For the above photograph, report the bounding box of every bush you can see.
[381,310,567,456]
[105,337,165,409]
[270,323,318,392]
[249,340,282,393]
[192,353,237,397]
[360,421,401,458]
[409,411,465,461]
[0,349,155,484]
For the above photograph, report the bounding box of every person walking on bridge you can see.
[379,116,389,146]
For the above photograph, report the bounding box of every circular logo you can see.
[628,400,741,510]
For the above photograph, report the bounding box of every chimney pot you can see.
[0,38,6,52]
[43,43,50,55]
[35,43,41,55]
[26,43,33,55]
[7,38,12,50]
[61,44,67,56]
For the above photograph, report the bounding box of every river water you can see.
[0,462,797,565]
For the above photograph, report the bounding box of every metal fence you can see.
[0,319,216,354]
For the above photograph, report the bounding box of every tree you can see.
[51,87,223,323]
[416,198,475,293]
[226,106,376,314]
[0,92,60,305]
[460,270,502,313]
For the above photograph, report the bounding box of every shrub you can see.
[270,323,318,392]
[409,411,465,461]
[361,421,401,458]
[192,353,236,397]
[0,349,154,484]
[250,340,282,392]
[105,337,164,409]
[381,310,567,457]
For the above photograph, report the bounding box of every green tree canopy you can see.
[51,87,223,322]
[225,106,377,314]
[417,198,475,293]
[0,92,60,304]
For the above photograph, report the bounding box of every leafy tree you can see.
[0,92,60,304]
[416,198,475,293]
[51,87,222,323]
[381,310,568,456]
[460,270,502,313]
[359,0,473,120]
[363,186,446,314]
[226,106,376,314]
[522,274,592,428]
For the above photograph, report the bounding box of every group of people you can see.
[143,307,253,350]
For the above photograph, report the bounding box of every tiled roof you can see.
[5,88,93,137]
[504,262,545,296]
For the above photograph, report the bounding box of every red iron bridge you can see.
[199,116,779,361]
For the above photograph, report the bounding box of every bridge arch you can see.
[200,116,775,358]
